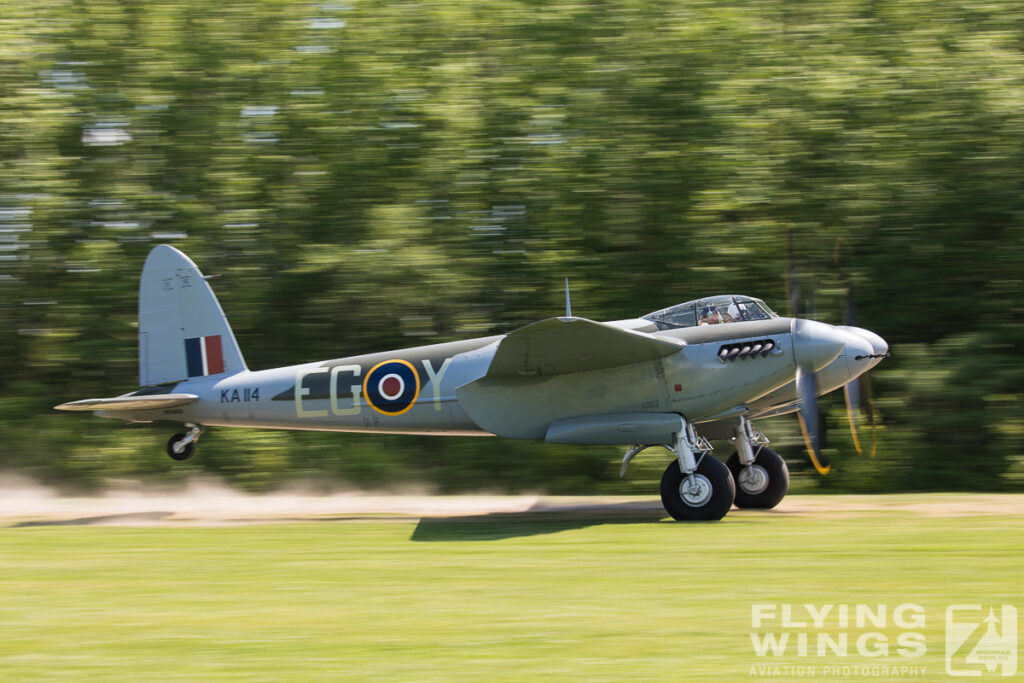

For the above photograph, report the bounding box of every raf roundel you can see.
[363,359,421,416]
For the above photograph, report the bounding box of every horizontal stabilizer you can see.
[485,316,683,377]
[54,394,199,412]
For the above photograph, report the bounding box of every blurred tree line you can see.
[1,0,1021,493]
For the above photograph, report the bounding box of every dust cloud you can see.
[0,473,553,526]
[3,474,1022,526]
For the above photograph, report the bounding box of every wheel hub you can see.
[678,473,713,507]
[738,464,769,495]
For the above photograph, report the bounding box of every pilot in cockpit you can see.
[699,305,726,325]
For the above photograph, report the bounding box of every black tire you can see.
[725,447,789,510]
[166,433,195,461]
[660,455,736,521]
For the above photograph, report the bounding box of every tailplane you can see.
[138,245,247,385]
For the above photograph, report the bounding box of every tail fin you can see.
[138,245,247,386]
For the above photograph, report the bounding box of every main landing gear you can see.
[725,418,789,510]
[166,423,203,461]
[659,422,735,521]
[621,416,789,521]
[660,455,735,521]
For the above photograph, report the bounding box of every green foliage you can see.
[2,0,1021,492]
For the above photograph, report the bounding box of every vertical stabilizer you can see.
[138,245,247,385]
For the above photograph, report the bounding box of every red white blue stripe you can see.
[184,335,225,377]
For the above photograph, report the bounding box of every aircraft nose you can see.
[791,319,846,371]
[839,326,889,369]
[854,327,888,358]
[835,326,873,359]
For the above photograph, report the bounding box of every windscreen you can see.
[643,296,775,329]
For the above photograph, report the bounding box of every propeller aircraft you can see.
[56,245,889,521]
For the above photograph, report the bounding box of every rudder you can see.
[138,245,247,385]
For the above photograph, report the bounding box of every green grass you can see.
[2,497,1022,682]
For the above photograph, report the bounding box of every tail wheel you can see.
[660,455,735,521]
[726,447,789,509]
[166,433,195,461]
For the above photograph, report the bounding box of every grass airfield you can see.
[2,494,1022,682]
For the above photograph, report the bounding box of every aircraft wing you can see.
[54,394,199,412]
[484,316,683,377]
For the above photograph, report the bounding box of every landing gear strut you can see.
[167,423,203,461]
[659,422,735,521]
[725,418,789,509]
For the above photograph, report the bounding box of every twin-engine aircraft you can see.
[57,245,888,521]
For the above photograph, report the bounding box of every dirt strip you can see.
[2,478,1022,527]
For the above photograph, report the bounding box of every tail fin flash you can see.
[139,245,247,385]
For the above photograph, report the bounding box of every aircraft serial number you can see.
[221,388,259,403]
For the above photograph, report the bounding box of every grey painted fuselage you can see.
[109,316,882,442]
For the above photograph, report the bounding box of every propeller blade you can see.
[842,283,857,328]
[846,376,862,414]
[860,373,879,458]
[843,381,864,456]
[785,226,802,318]
[835,237,857,327]
[861,372,876,425]
[843,375,878,459]
[788,275,802,319]
[834,235,879,459]
[796,365,831,475]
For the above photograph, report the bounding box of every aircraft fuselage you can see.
[106,317,882,441]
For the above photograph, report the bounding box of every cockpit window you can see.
[643,296,776,330]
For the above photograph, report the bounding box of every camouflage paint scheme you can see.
[66,245,887,444]
[57,246,889,521]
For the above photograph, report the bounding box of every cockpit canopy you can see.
[643,295,778,330]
